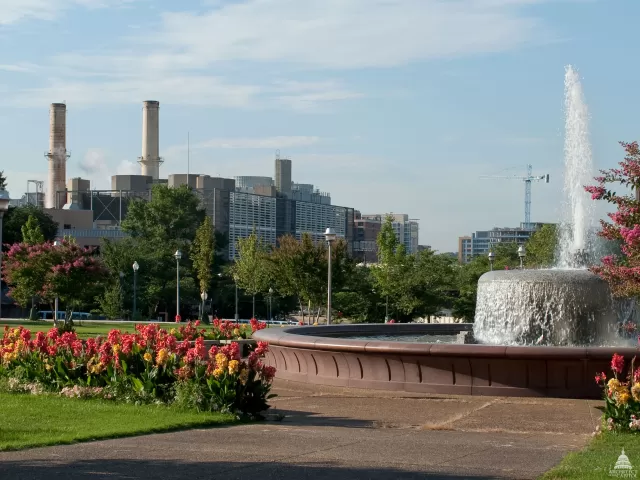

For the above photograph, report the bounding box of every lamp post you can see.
[0,188,9,322]
[233,275,239,321]
[324,227,337,325]
[488,251,495,271]
[174,249,182,321]
[268,287,274,323]
[518,245,526,269]
[200,290,208,321]
[53,240,61,324]
[132,261,139,319]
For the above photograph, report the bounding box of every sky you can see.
[1,0,638,252]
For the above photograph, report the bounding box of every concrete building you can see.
[235,176,274,192]
[63,177,90,210]
[111,174,153,192]
[275,157,292,196]
[458,222,549,264]
[291,183,331,205]
[45,103,69,209]
[353,212,420,262]
[138,101,162,180]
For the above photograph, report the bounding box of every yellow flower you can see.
[112,344,121,355]
[233,328,241,337]
[632,383,640,402]
[45,364,53,371]
[213,367,224,378]
[143,352,152,362]
[170,328,177,336]
[608,378,620,395]
[215,352,228,369]
[239,369,249,385]
[156,348,169,366]
[618,392,631,406]
[228,360,240,375]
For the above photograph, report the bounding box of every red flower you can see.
[611,353,625,375]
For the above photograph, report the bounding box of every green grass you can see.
[540,431,640,479]
[0,391,236,451]
[0,320,166,339]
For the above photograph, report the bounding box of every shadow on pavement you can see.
[0,459,505,479]
[266,408,376,428]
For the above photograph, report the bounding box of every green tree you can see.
[371,215,408,321]
[98,282,125,320]
[21,214,45,245]
[231,229,270,318]
[3,205,58,245]
[0,170,6,189]
[525,224,557,268]
[191,217,215,321]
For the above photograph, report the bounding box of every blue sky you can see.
[0,0,638,251]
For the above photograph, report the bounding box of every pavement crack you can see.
[421,398,502,430]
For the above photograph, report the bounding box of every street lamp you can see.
[132,261,139,319]
[200,290,208,321]
[53,240,61,324]
[518,245,526,269]
[268,287,274,323]
[233,275,239,321]
[0,188,9,322]
[324,227,337,325]
[488,251,495,271]
[174,249,182,321]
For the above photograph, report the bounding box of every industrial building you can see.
[457,222,549,264]
[12,100,358,258]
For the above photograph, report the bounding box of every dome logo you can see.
[610,449,637,478]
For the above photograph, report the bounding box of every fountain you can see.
[474,65,620,347]
[253,66,638,399]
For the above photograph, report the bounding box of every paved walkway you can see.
[0,380,601,479]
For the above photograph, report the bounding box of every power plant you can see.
[138,100,162,180]
[45,103,69,209]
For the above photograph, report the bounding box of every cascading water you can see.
[557,65,597,268]
[473,66,623,346]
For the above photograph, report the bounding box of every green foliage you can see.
[230,229,270,317]
[525,224,557,268]
[0,170,6,190]
[21,214,45,245]
[191,217,215,296]
[98,282,125,320]
[3,205,58,245]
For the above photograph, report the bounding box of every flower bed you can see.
[171,318,267,342]
[0,324,276,416]
[595,353,640,432]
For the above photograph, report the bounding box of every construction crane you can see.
[480,164,550,229]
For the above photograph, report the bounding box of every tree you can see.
[0,171,6,189]
[191,217,215,321]
[584,141,640,296]
[525,224,557,268]
[231,230,270,318]
[3,205,58,245]
[21,214,45,245]
[371,215,409,321]
[3,239,109,325]
[97,282,125,320]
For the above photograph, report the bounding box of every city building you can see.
[352,212,420,263]
[457,222,549,264]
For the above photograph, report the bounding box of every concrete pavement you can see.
[0,379,601,479]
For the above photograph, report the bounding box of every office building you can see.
[353,212,420,262]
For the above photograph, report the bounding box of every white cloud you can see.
[195,136,321,150]
[0,0,135,25]
[6,0,560,109]
[116,160,138,175]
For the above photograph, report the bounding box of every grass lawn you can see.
[0,392,236,451]
[540,431,640,479]
[0,320,166,339]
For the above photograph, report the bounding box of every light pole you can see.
[0,188,9,322]
[174,249,182,321]
[518,245,526,270]
[132,261,139,319]
[324,227,337,325]
[233,275,239,321]
[200,290,208,321]
[268,287,274,323]
[488,251,495,271]
[53,240,61,324]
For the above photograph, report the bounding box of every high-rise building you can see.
[353,212,420,262]
[458,222,550,263]
[274,157,292,196]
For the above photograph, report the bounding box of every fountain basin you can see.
[253,324,637,399]
[474,269,615,346]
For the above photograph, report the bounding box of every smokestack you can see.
[275,157,292,196]
[138,100,163,179]
[45,103,68,209]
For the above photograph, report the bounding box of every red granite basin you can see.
[252,324,639,399]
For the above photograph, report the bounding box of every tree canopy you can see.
[3,205,58,245]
